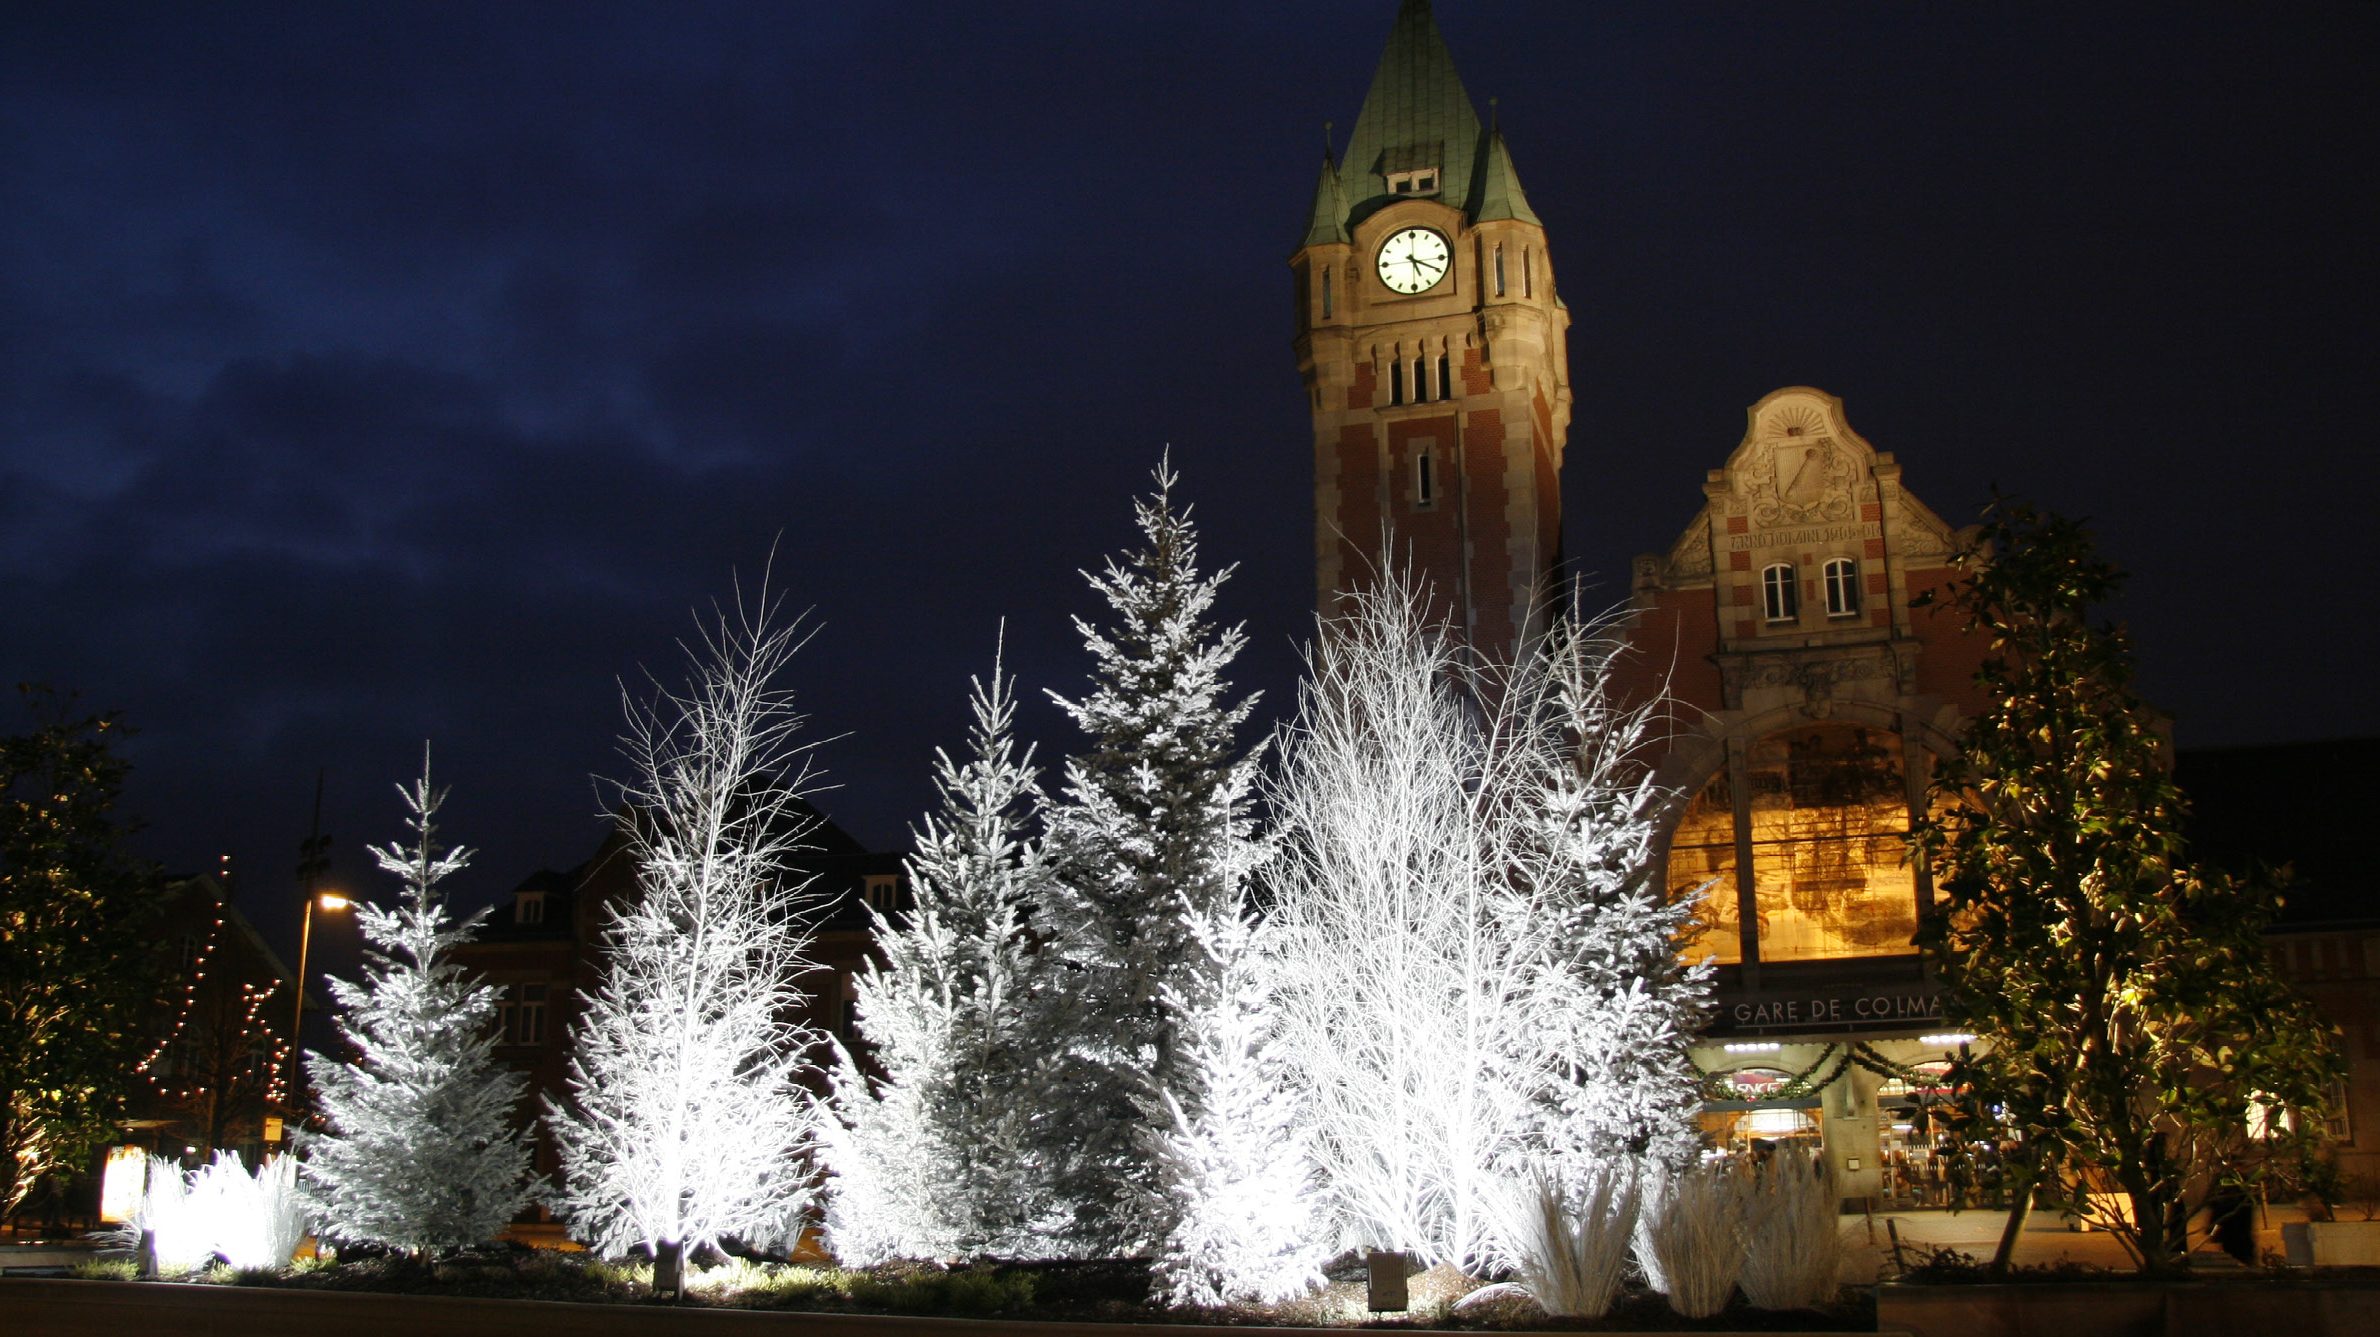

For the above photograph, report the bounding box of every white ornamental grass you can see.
[134,1153,310,1273]
[1487,1166,1637,1320]
[1737,1156,1842,1310]
[1641,1160,1745,1319]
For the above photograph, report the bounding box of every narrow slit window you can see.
[1389,357,1404,406]
[1523,247,1534,298]
[1412,357,1427,402]
[1762,563,1799,623]
[1320,265,1333,319]
[1493,244,1507,297]
[1416,450,1436,508]
[1823,558,1861,617]
[1436,352,1451,400]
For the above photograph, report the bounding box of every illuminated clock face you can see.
[1376,226,1450,294]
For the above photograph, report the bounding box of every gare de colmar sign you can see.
[1720,980,1943,1033]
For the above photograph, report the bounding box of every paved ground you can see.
[1836,1202,2313,1282]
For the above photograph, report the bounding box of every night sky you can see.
[5,2,2373,963]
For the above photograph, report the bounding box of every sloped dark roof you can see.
[2178,738,2377,927]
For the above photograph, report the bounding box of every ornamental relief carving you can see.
[1720,644,1913,715]
[1667,513,1714,580]
[1743,403,1857,529]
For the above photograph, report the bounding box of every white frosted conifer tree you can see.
[546,591,828,1296]
[301,751,532,1257]
[1145,904,1323,1307]
[824,635,1054,1263]
[1031,460,1260,1255]
[1506,610,1712,1179]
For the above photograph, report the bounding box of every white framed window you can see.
[1762,563,1799,623]
[515,889,546,925]
[1823,558,1861,618]
[513,983,546,1046]
[863,874,899,913]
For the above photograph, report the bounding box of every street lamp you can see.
[289,890,350,1097]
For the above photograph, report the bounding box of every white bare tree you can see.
[546,588,829,1297]
[1262,567,1543,1269]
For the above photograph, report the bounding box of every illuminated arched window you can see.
[1671,723,1927,967]
[1671,771,1741,963]
[1745,724,1918,961]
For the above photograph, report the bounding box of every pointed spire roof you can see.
[1302,152,1350,247]
[1339,0,1486,228]
[1470,127,1540,226]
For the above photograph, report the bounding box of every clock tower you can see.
[1293,0,1571,663]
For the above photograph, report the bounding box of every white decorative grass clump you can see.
[1640,1160,1744,1319]
[131,1155,210,1274]
[133,1153,310,1273]
[1487,1166,1638,1319]
[1737,1157,1841,1310]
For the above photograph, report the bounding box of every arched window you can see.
[1673,723,1926,968]
[1388,355,1404,406]
[1412,356,1428,403]
[1762,563,1799,622]
[1744,724,1919,962]
[1436,352,1451,399]
[1493,244,1506,297]
[1824,558,1861,617]
[1671,771,1742,964]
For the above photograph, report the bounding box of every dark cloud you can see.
[2,1,2372,969]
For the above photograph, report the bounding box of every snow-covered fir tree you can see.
[824,635,1054,1263]
[546,592,828,1297]
[1031,459,1260,1255]
[1506,610,1712,1180]
[300,752,531,1257]
[1263,567,1545,1269]
[1145,903,1323,1307]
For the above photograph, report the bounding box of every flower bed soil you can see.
[3,1251,1880,1334]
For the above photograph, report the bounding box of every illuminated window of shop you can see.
[1762,563,1799,622]
[1745,724,1919,961]
[1670,770,1742,963]
[1823,558,1860,617]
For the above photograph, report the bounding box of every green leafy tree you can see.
[1913,502,2341,1274]
[0,686,161,1219]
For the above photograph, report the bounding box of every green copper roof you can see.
[1302,152,1350,247]
[1339,0,1486,228]
[1471,128,1540,226]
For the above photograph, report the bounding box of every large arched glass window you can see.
[1671,771,1741,963]
[1673,723,1926,966]
[1745,724,1918,960]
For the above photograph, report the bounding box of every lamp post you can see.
[289,889,349,1105]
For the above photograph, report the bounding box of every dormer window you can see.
[1385,168,1439,196]
[516,890,547,925]
[863,874,900,913]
